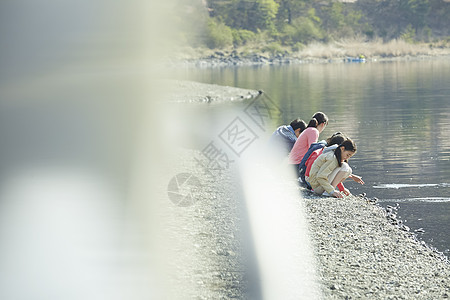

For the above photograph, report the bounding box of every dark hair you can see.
[307,112,329,128]
[334,139,357,167]
[326,132,346,146]
[290,119,307,132]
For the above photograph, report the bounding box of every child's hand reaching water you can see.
[350,174,364,185]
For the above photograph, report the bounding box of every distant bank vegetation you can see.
[173,0,450,58]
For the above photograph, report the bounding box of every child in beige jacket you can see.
[308,139,364,198]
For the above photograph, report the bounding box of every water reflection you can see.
[174,59,450,253]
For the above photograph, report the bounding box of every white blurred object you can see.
[0,1,172,299]
[0,168,159,299]
[240,152,321,300]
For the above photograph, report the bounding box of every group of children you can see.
[269,112,364,198]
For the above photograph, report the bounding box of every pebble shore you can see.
[163,81,450,299]
[302,190,450,299]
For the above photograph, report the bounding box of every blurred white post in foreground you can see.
[0,1,173,299]
[239,149,321,299]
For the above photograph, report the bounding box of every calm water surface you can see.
[172,59,450,255]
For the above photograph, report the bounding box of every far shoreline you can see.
[169,52,450,68]
[167,40,450,68]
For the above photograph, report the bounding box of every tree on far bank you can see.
[208,0,279,32]
[356,0,432,40]
[196,0,450,50]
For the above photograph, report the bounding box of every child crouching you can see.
[307,139,364,198]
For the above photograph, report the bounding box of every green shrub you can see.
[232,29,256,46]
[262,42,284,55]
[421,26,432,42]
[291,17,324,44]
[292,42,305,52]
[279,24,296,45]
[400,24,415,43]
[362,23,375,40]
[205,18,233,49]
[278,15,324,46]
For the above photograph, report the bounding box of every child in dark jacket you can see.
[269,118,307,158]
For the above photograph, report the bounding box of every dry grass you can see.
[298,38,450,59]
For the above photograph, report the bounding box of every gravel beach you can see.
[162,81,450,299]
[303,191,450,299]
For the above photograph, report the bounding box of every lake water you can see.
[171,59,450,256]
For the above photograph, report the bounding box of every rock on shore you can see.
[168,80,260,103]
[167,51,450,69]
